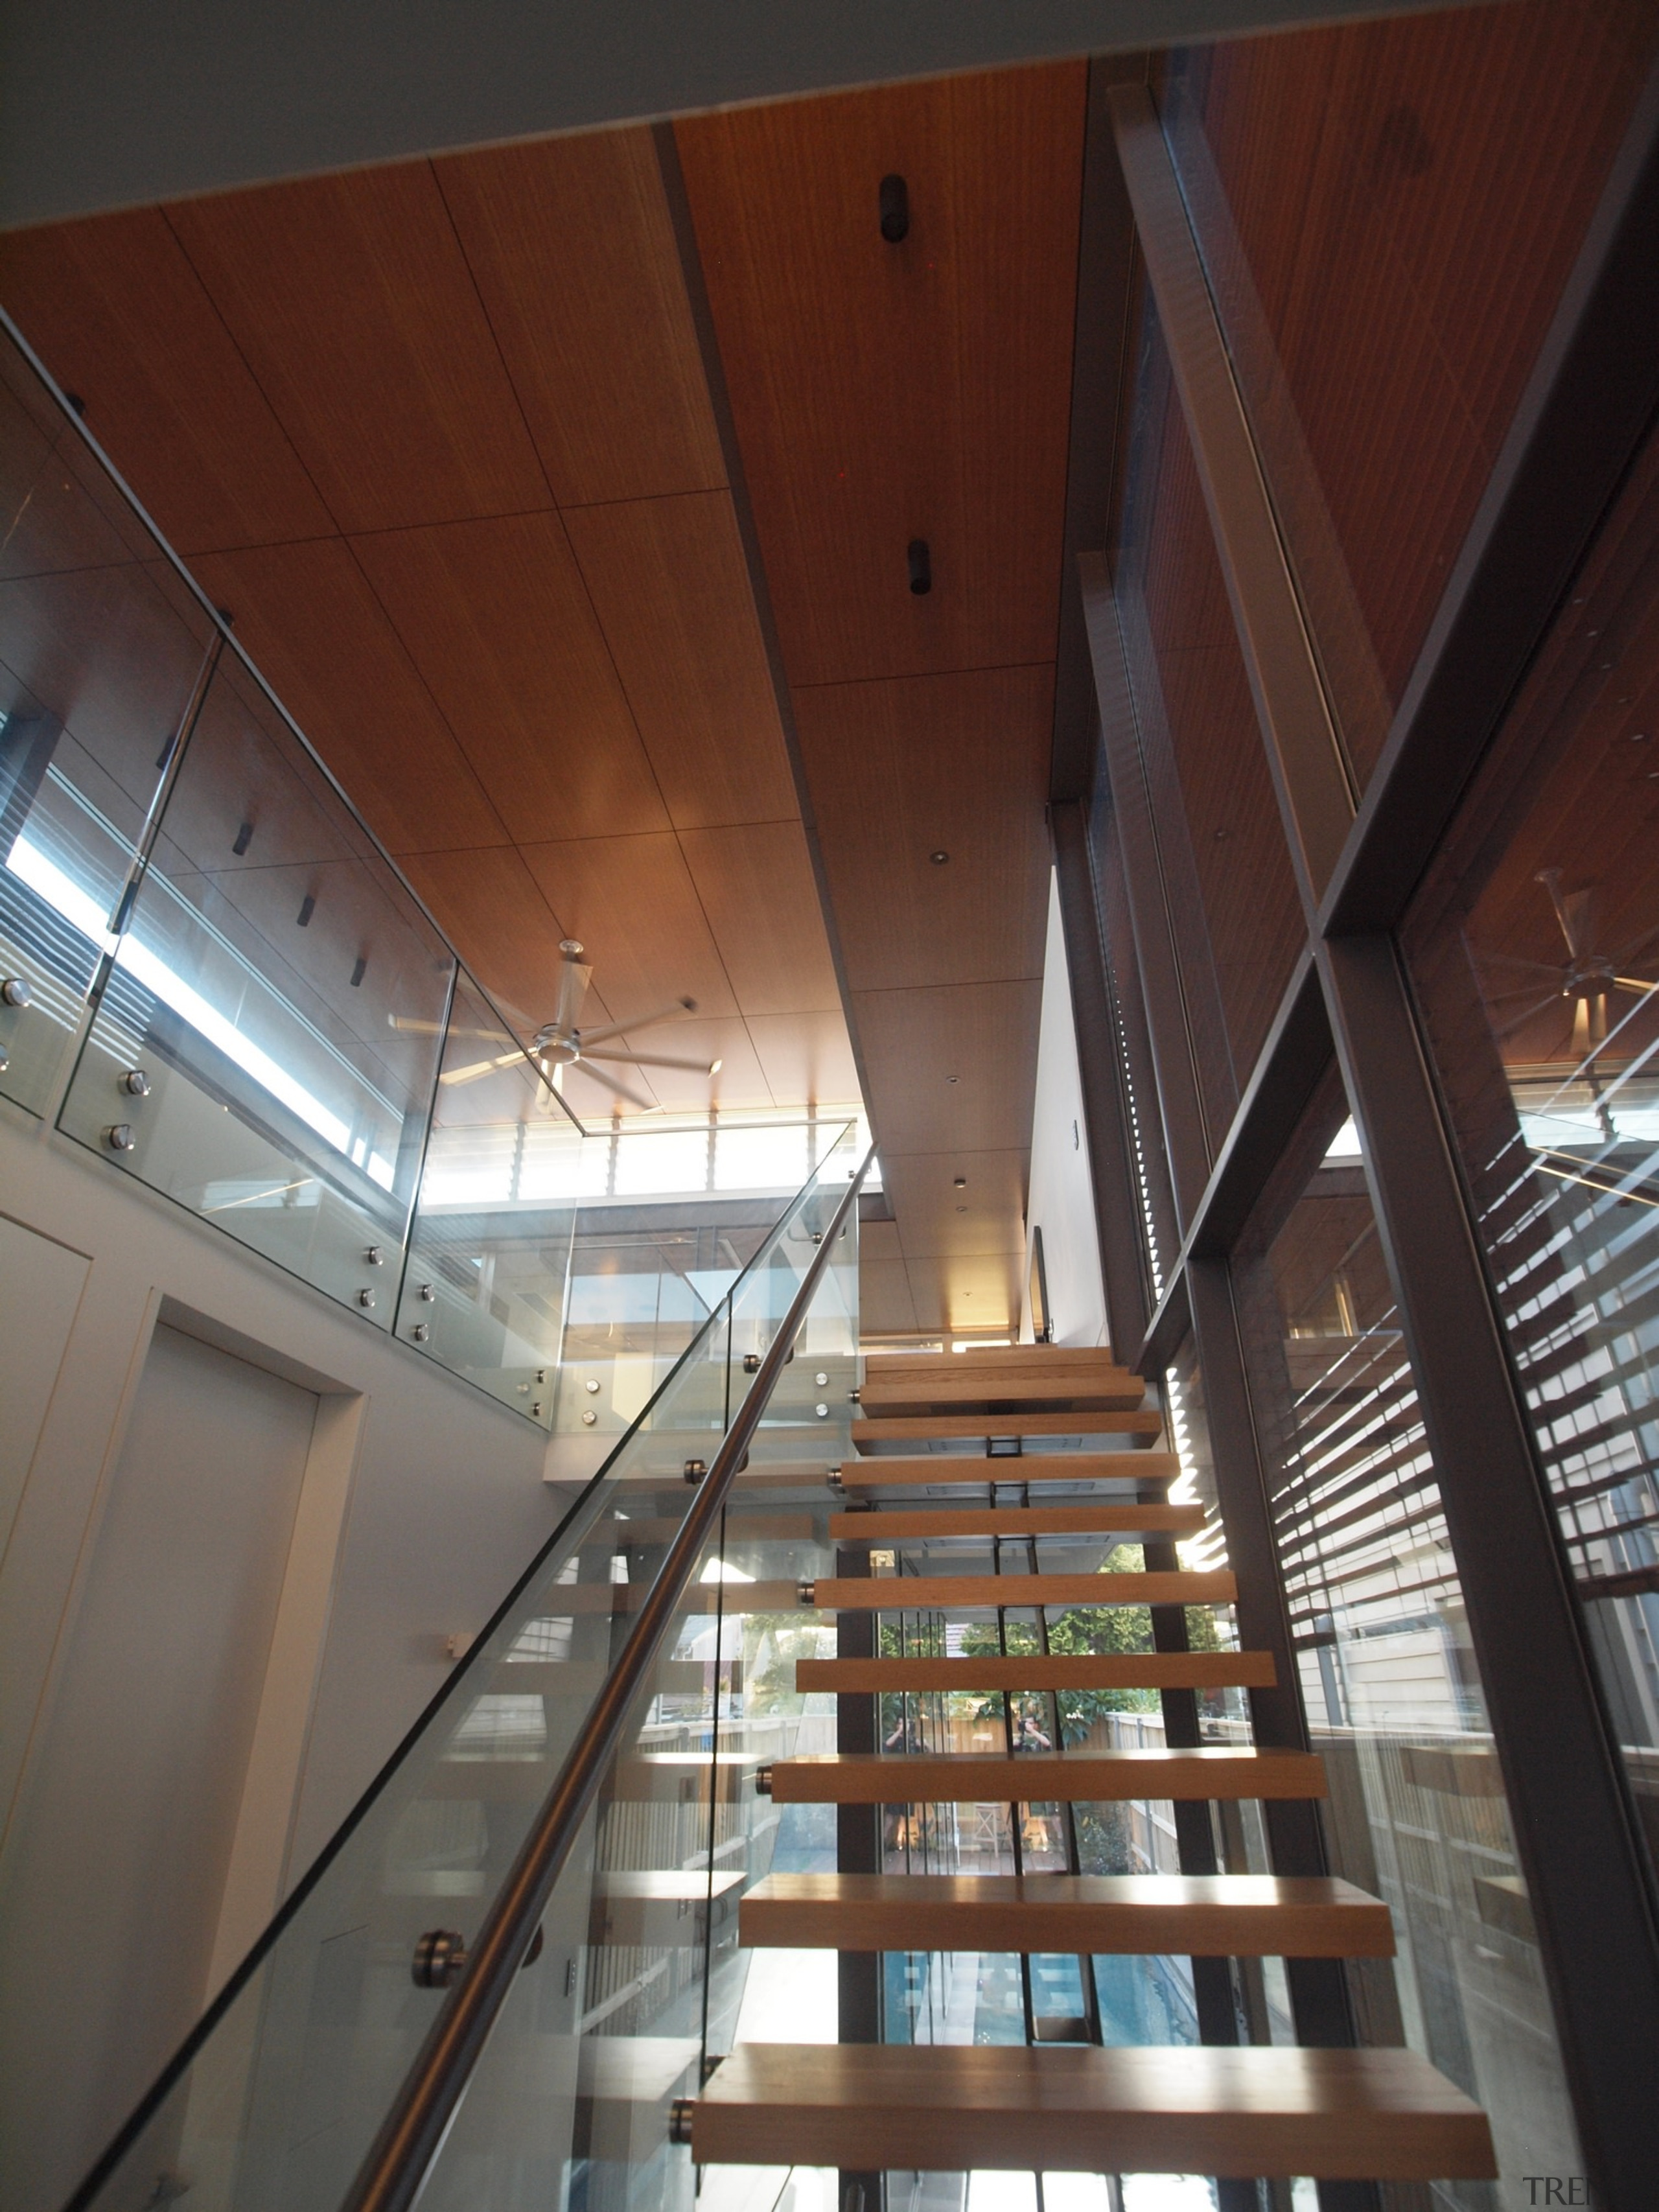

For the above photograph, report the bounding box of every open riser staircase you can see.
[678,1342,1496,2191]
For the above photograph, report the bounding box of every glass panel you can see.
[395,974,585,1426]
[64,1139,855,2212]
[1404,425,1659,1894]
[0,327,219,1115]
[1162,0,1659,786]
[1233,1069,1581,2197]
[56,651,454,1318]
[1113,294,1304,1119]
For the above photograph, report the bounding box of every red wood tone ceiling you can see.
[677,64,1089,1335]
[0,127,857,1123]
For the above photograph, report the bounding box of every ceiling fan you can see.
[1479,868,1659,1059]
[395,940,721,1113]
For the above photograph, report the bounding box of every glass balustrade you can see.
[64,1134,858,2212]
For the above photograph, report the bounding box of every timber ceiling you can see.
[0,65,1094,1339]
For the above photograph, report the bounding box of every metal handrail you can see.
[341,1142,876,2212]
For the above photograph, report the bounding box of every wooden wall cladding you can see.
[1176,0,1658,779]
[675,66,1087,690]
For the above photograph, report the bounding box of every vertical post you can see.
[1052,799,1150,1355]
[835,1543,883,2212]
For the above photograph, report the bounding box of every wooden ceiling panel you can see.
[745,1010,862,1109]
[396,842,601,1032]
[435,129,725,507]
[563,491,798,828]
[349,511,669,843]
[879,1149,1029,1257]
[0,209,334,556]
[903,1252,1023,1336]
[852,981,1041,1155]
[793,665,1051,992]
[167,166,550,533]
[518,831,740,1024]
[678,821,841,1016]
[675,66,1085,688]
[860,1255,920,1335]
[190,538,508,856]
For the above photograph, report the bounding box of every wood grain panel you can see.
[852,981,1041,1154]
[740,1872,1396,1957]
[853,1412,1165,1443]
[877,1149,1029,1259]
[859,1255,920,1334]
[903,1252,1023,1337]
[865,1348,1134,1383]
[793,666,1051,989]
[798,1652,1276,1693]
[837,1453,1181,1492]
[349,510,669,841]
[767,1747,1328,1804]
[859,1371,1143,1414]
[689,2043,1496,2179]
[677,821,842,1015]
[739,1010,861,1107]
[829,1506,1205,1541]
[189,539,508,856]
[518,831,739,1022]
[167,165,549,533]
[564,491,798,827]
[810,1570,1234,1611]
[396,843,590,1030]
[0,208,333,555]
[435,128,724,506]
[676,67,1087,688]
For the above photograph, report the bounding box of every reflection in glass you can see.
[1161,2,1658,786]
[0,325,220,1116]
[1233,1073,1579,2196]
[1406,430,1659,1896]
[1112,294,1304,1118]
[56,651,454,1318]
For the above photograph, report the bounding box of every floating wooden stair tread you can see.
[863,1350,1126,1385]
[830,1504,1206,1540]
[805,1570,1235,1611]
[683,2043,1496,2180]
[837,1453,1181,1492]
[739,1872,1395,1957]
[859,1373,1147,1416]
[763,1747,1327,1804]
[796,1651,1276,1694]
[853,1412,1165,1444]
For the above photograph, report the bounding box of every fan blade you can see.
[578,996,698,1047]
[439,1052,522,1087]
[570,1061,659,1113]
[553,955,592,1035]
[1613,976,1659,994]
[1537,867,1597,962]
[584,1049,723,1075]
[1572,997,1591,1057]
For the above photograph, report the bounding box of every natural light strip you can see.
[8,838,392,1187]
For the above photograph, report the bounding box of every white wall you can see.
[0,1098,567,2206]
[1021,870,1109,1351]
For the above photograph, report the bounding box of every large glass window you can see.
[1112,294,1305,1123]
[1163,0,1658,787]
[1233,1071,1579,2200]
[1404,423,1659,1892]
